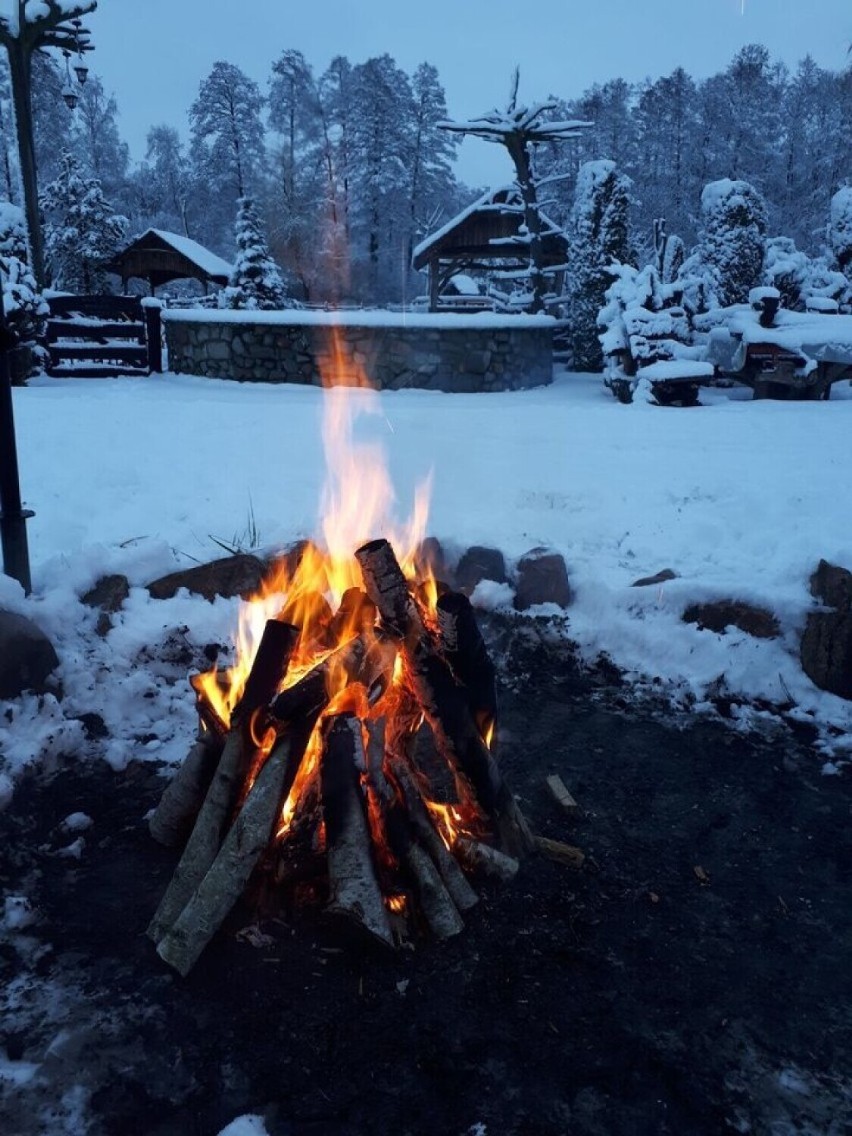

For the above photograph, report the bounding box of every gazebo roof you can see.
[412,187,569,271]
[106,229,233,288]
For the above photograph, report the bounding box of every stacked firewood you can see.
[147,538,533,976]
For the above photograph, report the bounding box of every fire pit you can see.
[146,331,534,975]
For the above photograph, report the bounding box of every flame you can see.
[425,801,469,850]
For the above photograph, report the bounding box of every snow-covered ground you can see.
[1,367,850,797]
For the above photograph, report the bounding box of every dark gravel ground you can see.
[1,617,851,1136]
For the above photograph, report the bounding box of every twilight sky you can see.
[86,0,849,187]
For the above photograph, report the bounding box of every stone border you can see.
[162,312,554,393]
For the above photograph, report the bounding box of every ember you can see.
[146,333,532,976]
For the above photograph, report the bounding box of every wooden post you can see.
[144,302,163,373]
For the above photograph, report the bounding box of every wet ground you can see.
[1,618,851,1135]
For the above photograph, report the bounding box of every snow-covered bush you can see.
[0,203,47,366]
[762,235,849,312]
[223,197,290,311]
[681,179,768,309]
[830,186,852,277]
[599,263,694,377]
[566,159,633,371]
[40,150,128,293]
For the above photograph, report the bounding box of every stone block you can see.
[456,546,507,595]
[682,600,780,639]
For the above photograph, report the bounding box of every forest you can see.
[1,41,850,305]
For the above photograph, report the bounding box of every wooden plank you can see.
[545,774,580,817]
[536,836,585,869]
[46,319,145,341]
[47,344,148,363]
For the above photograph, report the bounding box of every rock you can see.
[146,554,267,603]
[455,546,507,595]
[0,610,60,698]
[809,559,852,611]
[682,600,780,639]
[81,574,130,613]
[631,568,678,588]
[801,612,852,700]
[801,559,852,699]
[415,536,453,588]
[514,548,572,611]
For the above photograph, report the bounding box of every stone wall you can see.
[162,312,553,393]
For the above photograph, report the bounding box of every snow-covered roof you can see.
[412,186,567,269]
[108,229,233,285]
[149,230,233,279]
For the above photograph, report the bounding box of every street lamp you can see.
[0,1,97,289]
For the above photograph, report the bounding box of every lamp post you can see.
[0,1,97,289]
[0,280,33,594]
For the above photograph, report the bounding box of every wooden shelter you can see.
[106,229,233,295]
[412,187,570,311]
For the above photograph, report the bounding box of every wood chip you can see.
[545,774,580,817]
[693,865,710,885]
[536,836,585,869]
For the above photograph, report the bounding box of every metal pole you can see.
[0,278,33,594]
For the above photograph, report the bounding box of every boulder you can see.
[455,546,507,596]
[514,548,572,611]
[147,554,267,603]
[0,610,60,699]
[682,600,780,639]
[415,536,454,588]
[801,560,852,700]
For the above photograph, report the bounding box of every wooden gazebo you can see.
[106,229,233,295]
[412,187,570,311]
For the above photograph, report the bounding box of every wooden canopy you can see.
[412,187,569,310]
[106,229,233,294]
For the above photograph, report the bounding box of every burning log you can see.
[156,727,311,977]
[404,841,464,940]
[269,631,395,725]
[148,729,224,849]
[148,620,299,944]
[390,759,478,913]
[356,539,534,858]
[321,713,394,949]
[436,591,498,739]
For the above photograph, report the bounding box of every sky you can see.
[81,0,851,188]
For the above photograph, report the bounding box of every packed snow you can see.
[0,366,851,803]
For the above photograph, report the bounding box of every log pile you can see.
[148,538,533,976]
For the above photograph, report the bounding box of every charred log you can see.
[356,539,533,858]
[148,621,299,944]
[148,730,224,849]
[156,728,309,977]
[436,591,498,739]
[455,836,520,882]
[321,713,395,949]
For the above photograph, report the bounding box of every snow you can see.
[634,360,715,380]
[1,367,851,794]
[162,308,555,329]
[149,229,233,279]
[217,1117,269,1136]
[727,306,852,362]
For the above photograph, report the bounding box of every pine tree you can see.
[224,195,289,310]
[40,149,127,292]
[689,178,768,307]
[567,159,633,369]
[830,186,852,277]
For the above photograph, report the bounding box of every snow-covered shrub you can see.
[40,150,128,293]
[566,159,633,371]
[0,203,47,368]
[682,179,768,309]
[223,197,290,311]
[830,186,852,277]
[762,235,849,312]
[598,262,694,381]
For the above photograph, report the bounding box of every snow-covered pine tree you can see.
[440,70,591,313]
[224,195,289,310]
[566,159,633,369]
[40,150,128,292]
[684,178,768,309]
[0,201,46,353]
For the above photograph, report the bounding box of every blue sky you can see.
[87,0,850,186]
